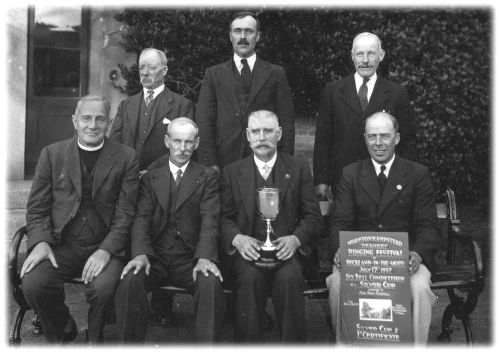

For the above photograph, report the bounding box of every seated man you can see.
[326,111,443,344]
[21,96,139,344]
[115,117,226,343]
[220,110,322,342]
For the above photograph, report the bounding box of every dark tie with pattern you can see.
[378,165,387,194]
[175,169,182,186]
[358,77,370,111]
[241,58,251,92]
[145,90,154,106]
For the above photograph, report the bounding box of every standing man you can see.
[115,118,226,343]
[220,110,322,342]
[313,32,417,199]
[196,11,295,172]
[109,48,194,173]
[326,112,442,344]
[21,96,139,343]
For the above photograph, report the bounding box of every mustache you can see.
[237,39,249,45]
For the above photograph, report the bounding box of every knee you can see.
[196,273,223,293]
[326,268,341,293]
[234,268,264,289]
[22,269,50,300]
[275,267,304,288]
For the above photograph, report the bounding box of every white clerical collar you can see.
[371,154,395,177]
[143,84,165,100]
[254,152,277,170]
[234,53,257,73]
[77,139,104,151]
[169,159,189,176]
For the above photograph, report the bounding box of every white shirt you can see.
[169,159,189,179]
[371,154,395,177]
[355,72,377,102]
[143,84,165,103]
[254,152,277,178]
[234,53,257,74]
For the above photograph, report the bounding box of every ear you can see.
[164,134,170,148]
[276,126,282,141]
[256,31,261,43]
[379,49,385,62]
[246,127,251,142]
[162,66,168,78]
[72,115,78,130]
[395,132,400,146]
[194,136,200,150]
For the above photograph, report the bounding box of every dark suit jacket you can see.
[329,156,443,272]
[26,137,140,257]
[313,74,417,188]
[220,152,322,262]
[109,88,194,169]
[130,155,220,263]
[195,58,295,167]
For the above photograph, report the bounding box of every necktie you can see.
[262,164,272,180]
[241,59,251,92]
[358,77,370,111]
[377,165,387,194]
[175,169,182,186]
[145,90,154,106]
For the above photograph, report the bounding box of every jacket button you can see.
[378,224,383,229]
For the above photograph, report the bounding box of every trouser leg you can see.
[326,267,341,340]
[272,256,306,342]
[410,264,436,345]
[85,257,124,343]
[114,270,150,343]
[231,256,266,342]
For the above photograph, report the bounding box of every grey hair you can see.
[74,95,110,118]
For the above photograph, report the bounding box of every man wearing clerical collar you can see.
[21,95,139,344]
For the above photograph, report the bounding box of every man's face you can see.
[364,114,400,164]
[72,100,109,148]
[246,114,282,162]
[138,51,168,89]
[351,35,385,78]
[165,123,199,167]
[229,16,260,58]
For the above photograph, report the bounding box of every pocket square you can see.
[163,118,171,124]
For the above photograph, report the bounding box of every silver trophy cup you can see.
[255,188,280,268]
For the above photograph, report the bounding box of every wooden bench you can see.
[8,188,484,344]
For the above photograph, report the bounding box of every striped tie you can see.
[358,77,370,111]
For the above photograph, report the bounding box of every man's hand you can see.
[20,242,58,278]
[120,254,150,279]
[209,165,221,175]
[409,251,422,275]
[274,235,301,261]
[193,258,223,282]
[82,249,111,284]
[333,250,341,270]
[232,234,261,261]
[316,183,331,199]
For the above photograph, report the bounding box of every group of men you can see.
[20,10,442,345]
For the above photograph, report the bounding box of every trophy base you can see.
[254,246,281,269]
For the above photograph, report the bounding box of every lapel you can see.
[64,138,82,197]
[150,161,172,213]
[175,162,202,212]
[125,93,143,145]
[219,59,241,113]
[236,156,256,226]
[360,159,382,206]
[340,74,363,117]
[146,89,174,137]
[366,77,391,114]
[378,156,408,217]
[247,58,271,106]
[92,139,118,199]
[273,153,292,206]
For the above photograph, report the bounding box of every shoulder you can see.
[376,76,405,90]
[324,74,353,90]
[42,138,74,156]
[397,156,429,175]
[105,139,138,159]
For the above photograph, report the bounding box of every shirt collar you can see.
[234,53,257,72]
[354,72,377,89]
[143,84,165,100]
[169,159,189,176]
[254,151,277,170]
[77,139,104,151]
[371,154,395,176]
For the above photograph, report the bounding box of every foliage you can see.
[114,7,490,203]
